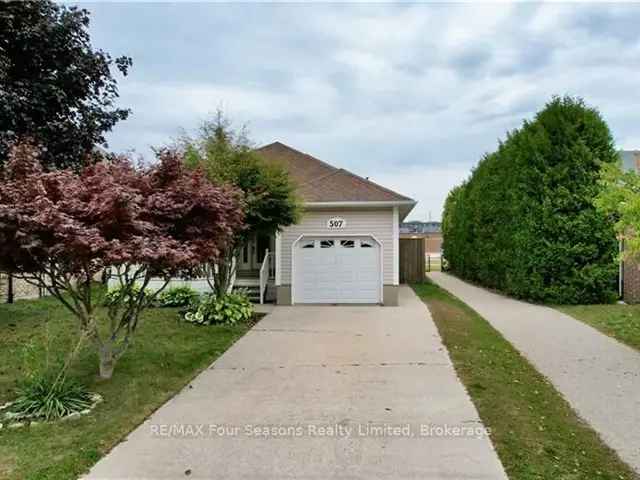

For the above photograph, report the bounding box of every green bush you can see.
[3,328,96,423]
[103,284,149,307]
[157,285,200,308]
[442,96,618,304]
[7,374,94,422]
[184,291,254,325]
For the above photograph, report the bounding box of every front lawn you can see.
[412,281,639,480]
[0,294,251,480]
[557,304,640,352]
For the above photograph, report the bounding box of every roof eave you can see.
[304,200,417,220]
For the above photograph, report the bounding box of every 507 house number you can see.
[327,217,346,230]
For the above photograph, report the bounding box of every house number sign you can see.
[327,217,346,230]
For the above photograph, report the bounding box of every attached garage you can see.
[292,236,382,304]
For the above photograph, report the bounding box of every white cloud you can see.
[374,165,472,222]
[87,2,640,221]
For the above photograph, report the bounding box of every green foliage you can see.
[181,110,301,241]
[157,286,200,308]
[442,96,618,304]
[184,292,254,325]
[7,374,94,422]
[180,110,300,296]
[5,329,94,423]
[103,284,150,307]
[595,160,640,259]
[0,1,132,170]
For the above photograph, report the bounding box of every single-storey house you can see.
[107,142,416,306]
[240,142,416,306]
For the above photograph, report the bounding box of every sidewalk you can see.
[429,272,640,473]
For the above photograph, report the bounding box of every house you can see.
[0,273,42,302]
[400,221,442,255]
[109,142,416,305]
[240,142,416,306]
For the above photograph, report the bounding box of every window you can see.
[320,239,334,248]
[340,240,355,248]
[301,240,315,249]
[360,240,373,248]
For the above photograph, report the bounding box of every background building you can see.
[400,221,442,255]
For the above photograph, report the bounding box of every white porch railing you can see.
[259,249,270,304]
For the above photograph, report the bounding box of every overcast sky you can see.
[81,2,640,221]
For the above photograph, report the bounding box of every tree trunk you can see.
[211,250,236,297]
[98,345,117,380]
[214,261,230,297]
[7,273,13,304]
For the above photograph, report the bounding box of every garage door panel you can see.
[294,236,381,304]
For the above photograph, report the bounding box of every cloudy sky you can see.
[81,1,640,221]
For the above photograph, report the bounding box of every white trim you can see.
[393,206,399,285]
[290,233,383,305]
[275,231,282,286]
[305,201,415,208]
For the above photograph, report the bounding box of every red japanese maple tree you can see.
[0,142,244,378]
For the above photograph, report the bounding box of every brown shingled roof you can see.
[256,142,414,203]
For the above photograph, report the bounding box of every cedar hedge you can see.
[442,96,618,304]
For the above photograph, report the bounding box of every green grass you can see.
[0,294,252,480]
[412,281,639,480]
[557,304,640,352]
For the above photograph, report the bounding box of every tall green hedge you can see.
[442,97,618,304]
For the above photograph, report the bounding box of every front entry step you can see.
[232,284,261,303]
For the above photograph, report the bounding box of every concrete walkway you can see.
[84,286,506,480]
[429,272,640,473]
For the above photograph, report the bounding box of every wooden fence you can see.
[399,238,426,283]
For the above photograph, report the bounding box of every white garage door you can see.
[293,236,381,304]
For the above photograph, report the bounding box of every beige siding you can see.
[279,208,395,285]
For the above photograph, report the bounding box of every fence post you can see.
[7,273,14,304]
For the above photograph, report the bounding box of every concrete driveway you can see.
[84,286,506,480]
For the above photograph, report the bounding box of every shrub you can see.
[103,284,149,307]
[442,96,618,304]
[157,285,200,308]
[184,291,254,325]
[3,327,96,423]
[7,374,94,422]
[0,144,245,379]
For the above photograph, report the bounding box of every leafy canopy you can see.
[0,143,243,278]
[181,112,300,242]
[0,1,131,170]
[595,161,640,259]
[0,142,244,378]
[442,96,618,304]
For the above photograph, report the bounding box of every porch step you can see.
[232,284,261,303]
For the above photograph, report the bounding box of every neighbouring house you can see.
[109,142,416,305]
[400,221,442,255]
[620,150,640,303]
[0,273,42,302]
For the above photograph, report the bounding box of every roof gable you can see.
[256,142,414,204]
